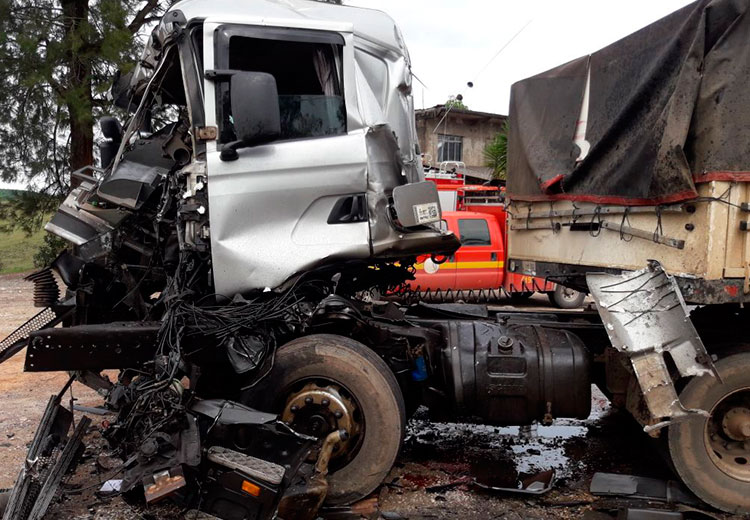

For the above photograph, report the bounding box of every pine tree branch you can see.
[128,0,160,34]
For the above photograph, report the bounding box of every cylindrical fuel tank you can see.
[436,321,591,425]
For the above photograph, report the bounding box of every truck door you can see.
[455,216,501,289]
[202,21,371,295]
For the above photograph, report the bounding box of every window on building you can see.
[458,219,491,246]
[437,134,463,162]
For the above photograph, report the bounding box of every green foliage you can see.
[0,0,168,203]
[0,191,63,272]
[445,98,468,111]
[483,120,509,180]
[34,232,67,268]
[0,215,49,273]
[0,191,62,235]
[0,0,169,260]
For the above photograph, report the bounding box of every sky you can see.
[346,0,695,115]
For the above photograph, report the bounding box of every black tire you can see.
[243,334,405,505]
[548,285,586,309]
[668,352,750,514]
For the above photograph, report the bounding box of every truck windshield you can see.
[219,35,346,143]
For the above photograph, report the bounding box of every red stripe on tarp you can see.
[510,171,750,206]
[507,189,698,206]
[694,171,750,182]
[540,174,564,192]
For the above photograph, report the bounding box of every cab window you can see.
[458,219,491,246]
[215,26,346,144]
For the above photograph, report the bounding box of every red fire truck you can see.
[410,164,585,308]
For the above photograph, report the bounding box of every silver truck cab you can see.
[46,0,457,295]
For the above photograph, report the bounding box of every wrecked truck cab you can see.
[46,0,459,296]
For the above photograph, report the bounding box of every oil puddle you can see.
[401,385,611,484]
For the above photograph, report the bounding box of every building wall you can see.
[415,106,507,180]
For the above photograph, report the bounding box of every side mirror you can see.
[221,71,281,161]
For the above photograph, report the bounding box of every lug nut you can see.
[290,405,299,412]
[305,397,314,405]
[334,411,343,419]
[321,399,330,407]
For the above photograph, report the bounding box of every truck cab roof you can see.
[168,0,408,55]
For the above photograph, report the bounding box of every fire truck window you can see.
[458,219,491,246]
[220,36,346,143]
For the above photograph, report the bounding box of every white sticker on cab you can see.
[413,202,440,225]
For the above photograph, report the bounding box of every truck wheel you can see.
[668,352,750,514]
[242,334,405,505]
[548,285,585,309]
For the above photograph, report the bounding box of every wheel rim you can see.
[280,379,364,469]
[705,388,750,482]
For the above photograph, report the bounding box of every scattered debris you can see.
[98,480,122,495]
[590,473,700,507]
[474,469,556,495]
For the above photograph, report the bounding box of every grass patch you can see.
[0,219,48,274]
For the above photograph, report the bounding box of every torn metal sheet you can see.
[590,472,700,507]
[587,262,718,426]
[26,416,91,520]
[473,469,556,495]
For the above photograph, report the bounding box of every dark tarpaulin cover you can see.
[508,0,750,205]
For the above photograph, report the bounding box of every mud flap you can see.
[587,261,719,432]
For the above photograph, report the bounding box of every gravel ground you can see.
[0,272,740,519]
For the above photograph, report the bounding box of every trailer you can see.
[506,0,750,513]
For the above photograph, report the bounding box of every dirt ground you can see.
[0,272,740,519]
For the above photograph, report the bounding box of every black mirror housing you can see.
[231,71,281,147]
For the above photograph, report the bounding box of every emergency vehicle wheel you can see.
[668,352,750,514]
[242,334,405,505]
[549,285,586,309]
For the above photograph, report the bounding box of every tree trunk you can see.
[60,0,94,188]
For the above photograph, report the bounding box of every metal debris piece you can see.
[143,466,187,504]
[72,405,112,416]
[587,262,718,429]
[26,416,91,520]
[98,480,122,495]
[590,472,700,506]
[473,469,556,495]
[2,389,78,520]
